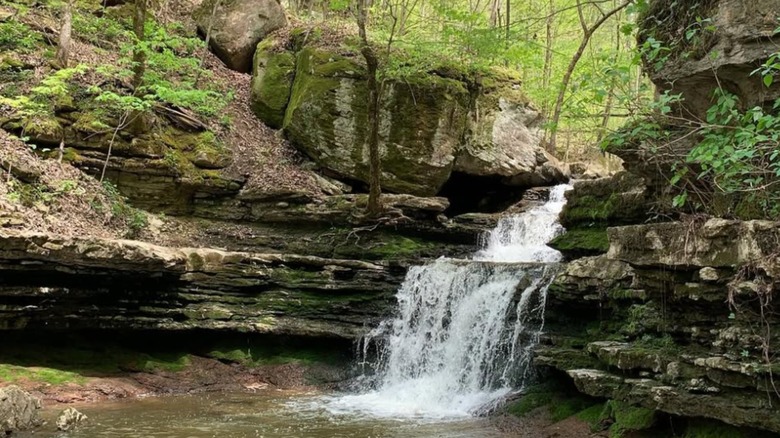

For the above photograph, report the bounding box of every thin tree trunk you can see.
[547,0,631,152]
[131,0,148,134]
[596,7,622,144]
[357,0,382,216]
[58,137,65,163]
[542,0,554,90]
[504,0,510,42]
[195,0,221,86]
[55,0,74,68]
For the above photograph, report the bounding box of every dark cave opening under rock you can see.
[438,172,527,216]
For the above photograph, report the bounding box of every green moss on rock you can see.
[507,381,602,422]
[283,46,469,196]
[604,400,657,438]
[251,39,297,129]
[548,228,609,258]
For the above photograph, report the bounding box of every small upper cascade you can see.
[475,184,571,263]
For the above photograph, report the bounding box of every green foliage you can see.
[637,0,719,62]
[1,65,88,138]
[300,0,647,157]
[2,1,231,136]
[603,32,780,220]
[113,20,232,118]
[73,12,130,48]
[0,363,87,385]
[0,20,41,52]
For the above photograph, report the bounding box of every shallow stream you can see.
[37,391,511,438]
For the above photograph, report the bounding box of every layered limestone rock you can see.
[194,0,287,73]
[1,114,241,215]
[539,219,780,434]
[250,33,568,197]
[0,230,405,338]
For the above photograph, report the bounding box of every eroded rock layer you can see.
[0,230,403,339]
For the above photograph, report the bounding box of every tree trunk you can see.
[357,0,382,216]
[55,0,74,68]
[547,0,631,152]
[596,7,623,144]
[131,0,148,134]
[489,0,500,27]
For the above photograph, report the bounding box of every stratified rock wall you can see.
[540,219,780,433]
[0,230,403,339]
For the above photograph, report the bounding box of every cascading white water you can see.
[323,184,571,420]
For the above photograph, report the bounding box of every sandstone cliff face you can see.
[250,33,568,197]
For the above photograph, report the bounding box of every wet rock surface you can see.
[56,407,87,431]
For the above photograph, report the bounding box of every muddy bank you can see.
[11,355,344,406]
[0,331,352,406]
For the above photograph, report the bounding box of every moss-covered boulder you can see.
[193,0,287,73]
[282,46,469,196]
[250,35,569,197]
[250,38,296,129]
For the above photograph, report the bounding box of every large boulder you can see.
[251,36,569,197]
[194,0,287,73]
[456,77,567,187]
[283,47,469,196]
[0,385,42,434]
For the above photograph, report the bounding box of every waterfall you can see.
[324,184,571,419]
